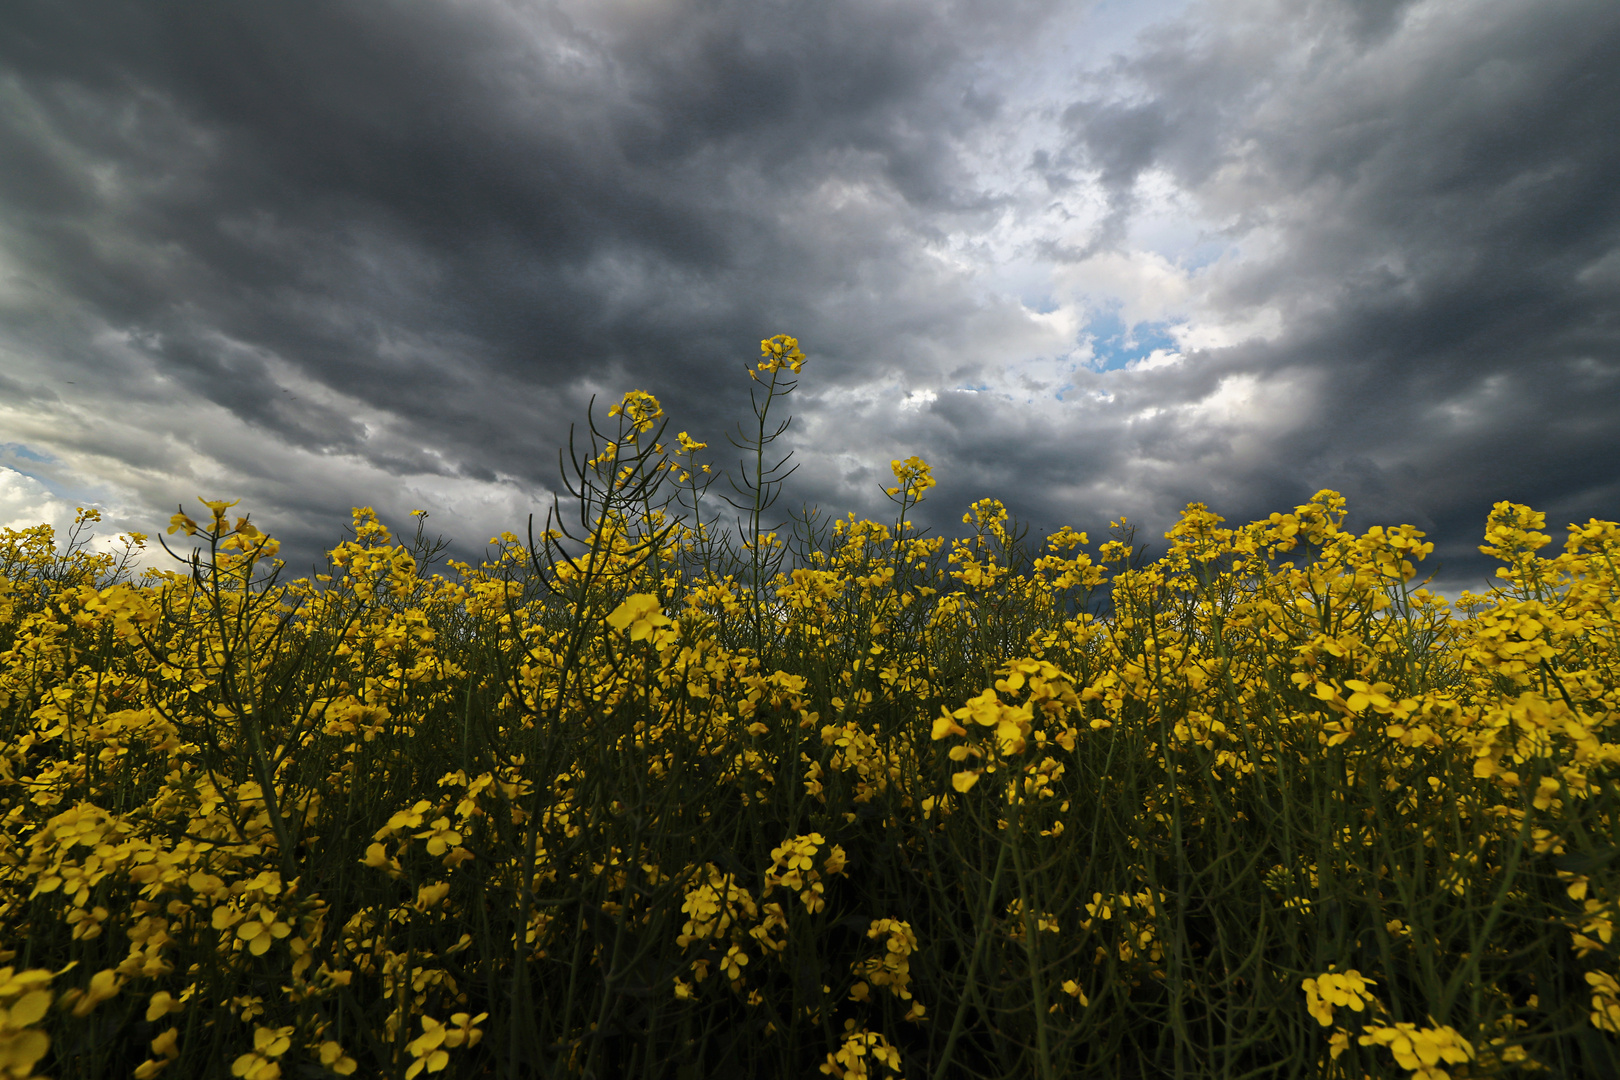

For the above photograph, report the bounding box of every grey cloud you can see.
[0,0,1044,566]
[0,0,1615,596]
[995,0,1620,588]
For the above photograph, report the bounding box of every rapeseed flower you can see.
[1,343,1615,1076]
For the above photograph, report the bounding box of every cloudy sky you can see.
[1,0,1616,592]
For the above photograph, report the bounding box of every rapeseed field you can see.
[1,336,1617,1078]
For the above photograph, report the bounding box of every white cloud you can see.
[0,466,72,534]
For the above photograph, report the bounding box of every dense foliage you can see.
[2,337,1618,1079]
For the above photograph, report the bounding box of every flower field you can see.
[2,337,1618,1079]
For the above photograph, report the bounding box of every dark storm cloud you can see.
[0,0,1052,563]
[0,0,1616,594]
[953,0,1620,590]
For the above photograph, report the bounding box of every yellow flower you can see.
[146,990,184,1022]
[1587,971,1620,1032]
[607,390,663,436]
[720,944,749,982]
[256,1028,293,1058]
[405,1012,486,1078]
[1301,967,1375,1027]
[66,968,122,1017]
[230,1054,279,1080]
[606,593,673,643]
[757,334,806,374]
[150,1028,180,1058]
[1358,1021,1474,1074]
[319,1041,358,1076]
[234,907,292,956]
[886,456,936,501]
[820,1020,902,1077]
[413,817,464,856]
[0,968,53,1079]
[229,1029,291,1080]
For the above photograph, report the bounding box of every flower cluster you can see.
[756,334,805,375]
[885,456,935,502]
[763,833,848,914]
[0,341,1617,1077]
[607,389,664,437]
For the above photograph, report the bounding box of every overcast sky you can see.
[1,0,1616,592]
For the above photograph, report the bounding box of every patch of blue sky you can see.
[1022,292,1061,315]
[0,445,111,518]
[1178,241,1230,273]
[0,443,55,464]
[1085,315,1182,372]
